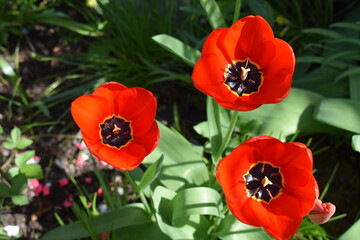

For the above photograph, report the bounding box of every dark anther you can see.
[100,115,132,149]
[224,59,262,96]
[244,162,284,203]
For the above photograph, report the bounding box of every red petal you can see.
[202,28,228,57]
[92,82,127,99]
[249,38,295,104]
[71,95,113,140]
[94,143,147,171]
[132,121,159,154]
[218,15,276,68]
[115,87,157,136]
[216,97,262,111]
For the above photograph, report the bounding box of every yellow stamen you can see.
[112,124,121,133]
[261,176,273,187]
[240,67,251,80]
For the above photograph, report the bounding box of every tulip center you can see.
[244,162,284,203]
[224,59,262,96]
[99,115,132,149]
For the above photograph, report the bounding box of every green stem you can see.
[214,111,240,163]
[123,171,151,214]
[233,0,242,24]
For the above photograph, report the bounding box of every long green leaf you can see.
[207,96,223,162]
[314,98,360,134]
[138,155,163,192]
[302,28,344,39]
[41,203,149,240]
[335,67,360,82]
[330,22,360,32]
[236,88,341,141]
[200,0,226,29]
[152,34,201,66]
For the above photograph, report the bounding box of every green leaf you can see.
[8,167,19,178]
[352,135,360,152]
[339,219,360,240]
[350,73,360,100]
[111,222,171,240]
[152,34,201,66]
[322,50,360,67]
[0,56,17,83]
[207,96,223,161]
[152,186,211,240]
[41,203,149,240]
[314,98,360,134]
[3,138,16,150]
[20,164,44,179]
[302,28,344,39]
[0,125,3,135]
[35,11,102,37]
[10,127,21,144]
[330,22,360,32]
[15,138,33,150]
[142,122,209,191]
[10,174,27,194]
[247,0,275,26]
[15,150,35,167]
[171,187,223,222]
[200,0,226,29]
[335,67,360,82]
[236,88,341,141]
[213,214,271,240]
[0,183,12,197]
[138,155,163,192]
[11,195,29,206]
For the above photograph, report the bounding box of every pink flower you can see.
[58,177,69,187]
[62,200,72,207]
[308,199,336,224]
[77,141,87,150]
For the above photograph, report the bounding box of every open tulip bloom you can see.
[216,136,319,240]
[192,15,295,111]
[71,82,159,171]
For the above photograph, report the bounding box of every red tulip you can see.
[71,82,159,171]
[192,15,295,111]
[216,136,318,240]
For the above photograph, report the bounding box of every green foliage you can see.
[339,219,360,240]
[0,126,42,206]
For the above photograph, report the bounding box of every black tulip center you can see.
[100,116,132,149]
[244,162,284,203]
[224,59,262,96]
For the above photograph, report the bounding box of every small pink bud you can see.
[77,141,87,150]
[42,183,51,196]
[58,177,69,187]
[97,188,103,197]
[62,200,72,207]
[84,177,92,184]
[308,199,336,224]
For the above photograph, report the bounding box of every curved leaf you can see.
[171,187,223,221]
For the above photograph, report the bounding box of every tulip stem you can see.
[123,171,152,215]
[214,110,240,163]
[233,0,242,24]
